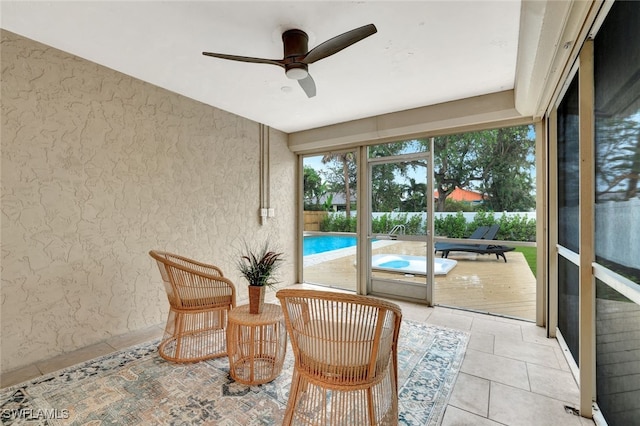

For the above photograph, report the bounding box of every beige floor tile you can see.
[448,372,491,417]
[394,301,434,323]
[441,406,502,426]
[494,336,561,368]
[426,310,473,331]
[521,322,560,347]
[489,382,584,426]
[471,317,523,340]
[554,345,575,373]
[527,363,580,404]
[35,342,116,375]
[467,331,495,353]
[0,364,41,388]
[449,309,488,319]
[433,306,458,315]
[460,349,530,390]
[493,315,535,326]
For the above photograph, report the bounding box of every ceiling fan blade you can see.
[298,74,316,98]
[202,52,284,68]
[302,24,377,64]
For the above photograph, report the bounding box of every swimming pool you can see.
[303,235,358,256]
[371,254,457,275]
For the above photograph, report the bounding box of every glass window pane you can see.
[427,125,537,320]
[596,279,640,425]
[558,256,580,365]
[368,139,429,157]
[594,0,640,285]
[432,125,536,218]
[302,153,358,291]
[557,74,580,253]
[556,70,580,368]
[593,3,640,423]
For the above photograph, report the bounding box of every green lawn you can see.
[515,246,537,277]
[513,248,638,303]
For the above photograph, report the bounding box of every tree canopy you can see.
[303,165,325,210]
[432,125,535,211]
[596,115,640,200]
[322,151,356,218]
[305,124,536,214]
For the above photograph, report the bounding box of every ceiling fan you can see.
[202,23,377,98]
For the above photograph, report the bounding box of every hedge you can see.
[320,211,536,242]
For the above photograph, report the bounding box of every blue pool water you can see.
[379,260,410,269]
[303,235,358,256]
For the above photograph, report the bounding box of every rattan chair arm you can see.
[149,250,225,277]
[150,250,237,308]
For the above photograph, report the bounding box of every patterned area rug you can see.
[0,321,468,425]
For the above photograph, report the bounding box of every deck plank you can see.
[303,241,537,321]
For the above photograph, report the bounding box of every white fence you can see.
[325,201,639,269]
[595,198,640,270]
[328,211,537,222]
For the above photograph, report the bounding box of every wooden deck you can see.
[303,241,537,321]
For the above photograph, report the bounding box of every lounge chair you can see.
[434,224,515,262]
[434,225,488,255]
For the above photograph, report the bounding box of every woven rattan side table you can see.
[226,303,287,385]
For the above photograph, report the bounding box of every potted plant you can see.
[237,242,284,314]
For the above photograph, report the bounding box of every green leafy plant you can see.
[434,211,467,237]
[319,211,537,241]
[237,242,284,288]
[321,194,334,211]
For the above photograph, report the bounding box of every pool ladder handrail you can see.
[373,224,406,241]
[384,225,405,240]
[389,224,405,235]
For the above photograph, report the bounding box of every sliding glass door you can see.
[301,151,358,292]
[548,2,640,422]
[367,143,433,304]
[556,71,581,364]
[592,2,640,423]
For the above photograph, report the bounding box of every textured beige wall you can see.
[0,30,296,373]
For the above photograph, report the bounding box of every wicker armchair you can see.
[149,250,236,362]
[276,289,402,426]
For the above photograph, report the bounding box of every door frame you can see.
[358,144,434,304]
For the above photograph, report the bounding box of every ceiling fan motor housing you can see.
[282,29,309,80]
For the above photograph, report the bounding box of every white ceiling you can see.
[1,1,522,133]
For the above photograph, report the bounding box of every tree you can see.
[368,142,414,212]
[322,151,356,218]
[596,116,640,200]
[303,165,324,210]
[401,178,427,211]
[431,125,535,212]
[476,127,536,211]
[432,133,482,211]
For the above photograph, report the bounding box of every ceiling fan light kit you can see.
[285,65,309,81]
[202,23,377,98]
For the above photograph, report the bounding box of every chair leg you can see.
[159,310,180,361]
[173,312,185,359]
[282,369,302,426]
[366,387,376,426]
